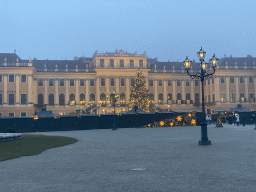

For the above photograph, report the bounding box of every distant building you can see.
[0,50,255,117]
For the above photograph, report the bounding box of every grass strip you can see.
[0,134,79,162]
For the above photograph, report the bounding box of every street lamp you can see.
[109,90,119,130]
[183,47,219,145]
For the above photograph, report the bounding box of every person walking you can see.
[235,113,240,126]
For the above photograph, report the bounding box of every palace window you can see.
[120,60,124,67]
[149,93,154,104]
[100,59,104,67]
[159,80,162,86]
[131,78,135,87]
[121,78,125,86]
[208,95,211,103]
[221,76,225,83]
[90,93,95,104]
[186,80,190,86]
[0,94,2,105]
[177,80,181,86]
[212,94,215,103]
[100,93,106,105]
[21,75,26,82]
[49,79,54,86]
[158,93,163,104]
[240,76,244,83]
[139,60,143,68]
[167,93,172,104]
[59,94,65,106]
[111,78,115,86]
[212,78,214,84]
[80,79,84,86]
[9,113,14,117]
[149,80,153,86]
[80,94,85,105]
[208,79,210,85]
[9,94,14,105]
[90,79,94,86]
[38,94,44,107]
[49,94,54,106]
[101,78,105,86]
[230,93,235,103]
[60,79,64,86]
[9,75,14,82]
[130,60,134,68]
[195,80,199,86]
[38,79,43,86]
[249,93,254,103]
[120,93,126,105]
[249,76,253,83]
[70,79,74,86]
[21,94,27,104]
[0,74,2,82]
[240,93,245,102]
[221,93,225,103]
[69,94,75,105]
[168,80,171,86]
[110,59,114,67]
[230,76,234,83]
[21,112,26,117]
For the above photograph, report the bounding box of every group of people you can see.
[206,113,249,126]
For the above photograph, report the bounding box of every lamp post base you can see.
[198,140,211,145]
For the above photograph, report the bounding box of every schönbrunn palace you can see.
[0,49,256,117]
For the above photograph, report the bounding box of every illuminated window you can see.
[240,93,245,102]
[69,94,75,105]
[120,93,126,105]
[230,93,235,103]
[100,93,106,105]
[80,94,85,105]
[149,93,154,104]
[158,93,163,104]
[221,93,225,103]
[90,93,95,103]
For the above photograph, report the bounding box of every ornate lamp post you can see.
[109,90,119,130]
[183,47,219,145]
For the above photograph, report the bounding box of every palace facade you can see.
[0,49,256,117]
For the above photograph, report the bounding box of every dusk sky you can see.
[1,0,255,62]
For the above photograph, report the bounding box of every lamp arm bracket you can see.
[186,70,201,79]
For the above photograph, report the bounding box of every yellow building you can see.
[0,50,255,117]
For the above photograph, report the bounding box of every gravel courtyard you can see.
[1,124,256,192]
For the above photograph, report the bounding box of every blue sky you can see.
[1,0,255,62]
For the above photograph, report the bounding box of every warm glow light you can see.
[33,115,38,120]
[170,122,174,126]
[200,61,208,70]
[177,116,182,121]
[191,119,196,125]
[148,124,151,127]
[159,121,164,126]
[183,57,192,70]
[188,113,192,117]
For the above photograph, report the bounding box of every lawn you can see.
[0,134,79,162]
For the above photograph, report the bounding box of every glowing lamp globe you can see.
[210,54,219,68]
[197,47,206,61]
[183,56,192,70]
[200,61,208,71]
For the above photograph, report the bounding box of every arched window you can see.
[149,93,154,104]
[186,93,191,100]
[38,94,44,108]
[80,93,85,105]
[69,93,75,105]
[167,93,172,104]
[49,94,54,106]
[90,93,95,104]
[177,93,182,100]
[120,93,126,105]
[59,94,65,106]
[158,93,163,104]
[195,93,200,106]
[100,93,106,105]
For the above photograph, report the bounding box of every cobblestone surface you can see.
[1,124,256,192]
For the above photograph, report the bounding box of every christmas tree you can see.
[129,70,149,112]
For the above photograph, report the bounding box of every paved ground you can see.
[1,124,256,192]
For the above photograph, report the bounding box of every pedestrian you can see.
[235,113,240,126]
[233,114,236,125]
[241,113,246,126]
